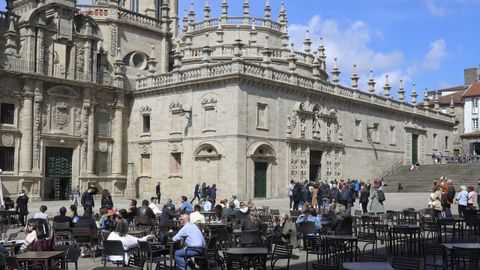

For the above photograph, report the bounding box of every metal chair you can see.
[138,240,170,270]
[392,257,421,270]
[311,263,338,270]
[128,256,146,268]
[223,251,243,270]
[270,242,293,270]
[4,256,29,270]
[204,248,225,270]
[451,247,480,270]
[240,230,262,247]
[102,240,126,266]
[421,243,447,270]
[71,228,91,257]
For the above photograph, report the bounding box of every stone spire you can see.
[250,23,257,45]
[318,38,326,71]
[423,88,430,109]
[233,26,244,60]
[182,9,188,32]
[221,0,228,21]
[288,43,297,72]
[449,97,455,115]
[398,79,405,103]
[411,82,418,105]
[243,0,250,18]
[204,0,210,20]
[368,69,376,94]
[278,0,288,24]
[264,0,271,19]
[312,55,321,78]
[434,91,440,110]
[303,29,312,54]
[188,0,195,23]
[4,16,17,55]
[281,26,289,49]
[173,40,183,69]
[202,33,213,63]
[383,75,391,98]
[351,64,359,90]
[147,45,157,74]
[262,35,272,65]
[216,23,224,44]
[331,58,340,84]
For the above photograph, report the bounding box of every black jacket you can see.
[137,205,156,218]
[16,195,29,215]
[81,191,95,208]
[101,196,113,209]
[156,184,161,196]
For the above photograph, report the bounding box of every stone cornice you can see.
[135,61,455,126]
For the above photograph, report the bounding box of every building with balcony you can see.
[0,0,455,201]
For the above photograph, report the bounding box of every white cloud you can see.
[422,39,448,70]
[423,0,479,16]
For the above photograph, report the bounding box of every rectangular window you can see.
[473,119,479,130]
[433,133,438,149]
[170,153,182,176]
[0,147,14,171]
[143,115,150,133]
[96,111,110,135]
[473,98,479,114]
[373,123,380,143]
[389,126,396,145]
[130,0,139,13]
[256,103,268,130]
[141,154,151,175]
[0,103,15,124]
[445,136,449,150]
[96,151,109,176]
[354,120,362,141]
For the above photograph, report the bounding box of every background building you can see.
[0,0,455,201]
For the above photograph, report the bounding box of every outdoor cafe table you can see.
[443,243,480,270]
[92,267,141,270]
[1,241,22,256]
[324,235,359,263]
[16,250,64,269]
[343,262,393,270]
[226,247,268,270]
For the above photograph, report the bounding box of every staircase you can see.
[384,164,480,192]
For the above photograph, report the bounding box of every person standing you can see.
[156,182,161,202]
[190,183,200,204]
[369,182,385,214]
[455,185,468,218]
[288,180,295,210]
[292,183,302,211]
[16,190,29,227]
[210,184,217,206]
[311,183,319,210]
[71,186,81,207]
[81,185,96,217]
[476,180,480,209]
[100,189,113,209]
[359,184,370,213]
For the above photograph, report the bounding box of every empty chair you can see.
[421,243,446,270]
[65,245,81,270]
[451,247,480,270]
[4,256,29,270]
[392,257,421,270]
[223,251,244,270]
[204,248,225,270]
[138,240,170,270]
[240,230,262,247]
[270,242,293,270]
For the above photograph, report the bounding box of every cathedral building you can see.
[0,0,455,201]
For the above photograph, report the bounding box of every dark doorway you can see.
[310,151,323,182]
[473,143,480,155]
[412,134,419,164]
[254,162,267,198]
[45,147,73,201]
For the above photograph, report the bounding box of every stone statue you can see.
[300,118,306,138]
[313,113,321,138]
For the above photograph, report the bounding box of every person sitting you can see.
[296,208,322,230]
[107,219,154,265]
[137,199,156,219]
[149,197,162,216]
[172,213,205,270]
[213,205,223,221]
[70,205,79,224]
[53,206,73,228]
[158,205,178,228]
[202,198,212,212]
[33,205,48,220]
[220,202,237,222]
[18,220,37,254]
[190,205,206,224]
[165,198,176,210]
[127,200,138,223]
[179,196,193,214]
[278,214,298,248]
[237,202,253,230]
[232,196,240,209]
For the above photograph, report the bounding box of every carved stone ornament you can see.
[139,143,151,155]
[169,102,183,112]
[1,133,14,147]
[169,143,182,152]
[140,105,152,115]
[98,140,108,152]
[201,97,217,108]
[55,101,70,130]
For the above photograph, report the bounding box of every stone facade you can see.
[0,0,455,201]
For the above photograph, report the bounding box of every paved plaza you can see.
[9,192,454,270]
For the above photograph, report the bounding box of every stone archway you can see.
[193,142,222,191]
[247,142,276,199]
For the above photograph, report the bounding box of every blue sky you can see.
[2,0,479,100]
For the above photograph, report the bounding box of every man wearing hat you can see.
[16,190,28,227]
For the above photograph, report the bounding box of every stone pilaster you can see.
[19,81,34,175]
[87,101,95,175]
[111,93,124,176]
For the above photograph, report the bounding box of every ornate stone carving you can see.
[139,143,151,155]
[82,104,90,169]
[75,106,82,132]
[300,118,306,138]
[313,113,321,138]
[54,101,70,130]
[1,133,14,147]
[299,148,308,179]
[169,102,183,112]
[98,140,108,152]
[33,93,42,167]
[109,23,118,57]
[140,105,152,115]
[290,146,298,178]
[76,42,84,72]
[201,97,217,108]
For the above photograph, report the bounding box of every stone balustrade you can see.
[136,60,455,124]
[189,17,283,32]
[0,53,112,86]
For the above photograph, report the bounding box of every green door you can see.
[45,147,73,201]
[412,134,418,164]
[254,162,268,198]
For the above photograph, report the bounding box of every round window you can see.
[130,52,147,69]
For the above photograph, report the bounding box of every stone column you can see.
[126,162,135,198]
[87,104,95,175]
[111,93,124,176]
[19,81,34,175]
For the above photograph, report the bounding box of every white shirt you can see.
[233,199,240,209]
[149,203,161,215]
[190,211,205,224]
[20,230,37,252]
[107,232,149,264]
[33,212,48,220]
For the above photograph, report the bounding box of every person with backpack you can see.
[370,180,385,213]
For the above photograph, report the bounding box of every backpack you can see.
[377,190,386,202]
[32,218,50,240]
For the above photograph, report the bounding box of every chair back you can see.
[128,256,145,268]
[392,257,421,270]
[223,251,243,270]
[135,216,152,226]
[103,240,125,259]
[53,222,71,232]
[240,230,262,247]
[71,228,91,243]
[451,247,480,269]
[298,221,317,236]
[66,246,81,262]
